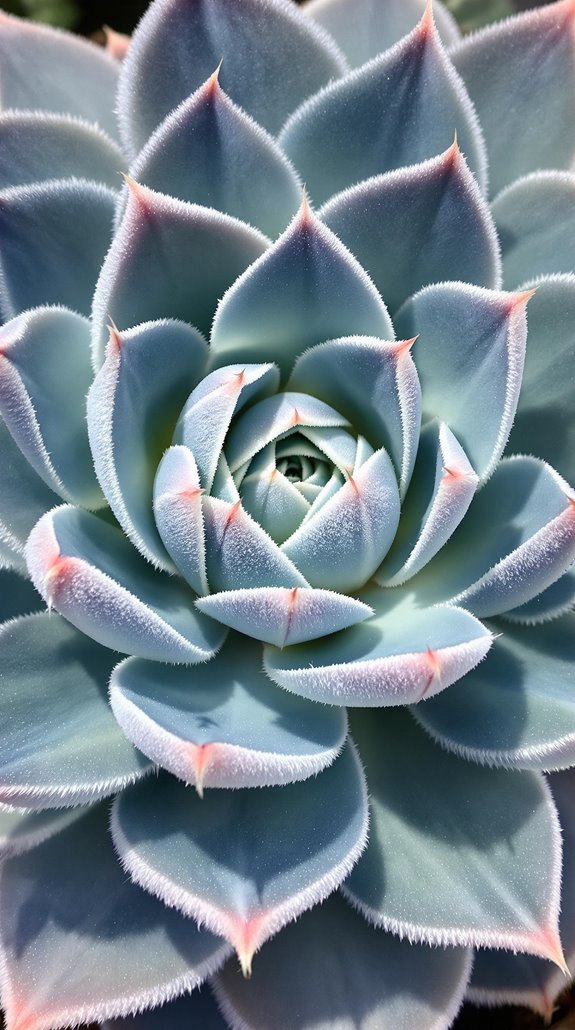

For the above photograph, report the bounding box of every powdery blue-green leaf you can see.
[492,172,575,289]
[153,446,209,596]
[0,11,120,140]
[288,337,421,497]
[111,743,368,976]
[0,805,85,860]
[173,364,279,494]
[305,0,460,68]
[215,892,472,1030]
[128,71,301,239]
[91,180,269,367]
[0,179,116,321]
[117,0,347,155]
[0,417,59,572]
[414,456,575,617]
[0,307,104,509]
[202,497,309,592]
[506,276,575,488]
[110,634,347,790]
[0,804,230,1030]
[394,283,529,481]
[0,569,41,622]
[196,587,373,646]
[320,142,501,314]
[102,990,227,1030]
[0,113,125,191]
[87,320,207,569]
[265,587,492,707]
[377,421,478,586]
[451,0,575,197]
[279,6,487,207]
[503,568,575,626]
[344,708,565,965]
[413,613,575,771]
[0,612,150,808]
[209,202,394,378]
[468,768,575,1020]
[25,505,226,664]
[280,448,401,592]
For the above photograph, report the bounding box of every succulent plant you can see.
[0,0,574,1028]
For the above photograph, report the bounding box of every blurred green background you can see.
[0,0,546,36]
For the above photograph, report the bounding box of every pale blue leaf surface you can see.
[0,307,104,508]
[344,708,564,962]
[0,179,116,320]
[196,587,373,646]
[0,612,151,808]
[265,587,492,706]
[281,448,401,592]
[288,337,421,497]
[26,506,226,664]
[394,283,529,481]
[117,0,347,155]
[110,633,347,790]
[468,768,575,1019]
[492,173,575,289]
[413,457,575,617]
[210,202,393,377]
[0,113,125,190]
[506,275,575,487]
[0,12,120,140]
[153,446,209,596]
[503,568,575,626]
[216,892,471,1030]
[376,421,478,586]
[0,804,229,1030]
[0,805,84,860]
[414,613,575,771]
[0,568,41,622]
[91,181,269,367]
[320,143,501,314]
[111,743,368,974]
[279,7,487,207]
[102,990,227,1030]
[0,416,59,571]
[87,320,207,568]
[305,0,460,68]
[451,1,575,197]
[129,72,301,239]
[239,452,311,545]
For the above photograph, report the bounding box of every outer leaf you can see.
[91,180,269,367]
[0,179,116,321]
[468,768,575,1020]
[0,805,84,860]
[0,11,120,140]
[451,0,575,196]
[110,633,347,790]
[129,71,301,238]
[305,0,460,68]
[102,990,227,1030]
[210,201,393,378]
[344,708,565,965]
[265,587,492,706]
[0,612,150,808]
[26,506,226,664]
[117,0,347,154]
[320,142,501,314]
[413,613,575,771]
[0,417,58,572]
[413,456,575,617]
[394,283,528,481]
[503,568,575,626]
[492,172,575,289]
[279,6,487,207]
[0,307,104,508]
[506,275,575,487]
[216,892,472,1030]
[111,743,368,975]
[87,320,207,568]
[0,804,230,1030]
[288,337,421,497]
[0,569,41,622]
[0,113,125,190]
[376,421,478,586]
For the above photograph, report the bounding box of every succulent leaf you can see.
[492,172,575,289]
[0,805,86,861]
[0,568,42,621]
[503,567,575,626]
[0,416,59,572]
[102,990,228,1030]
